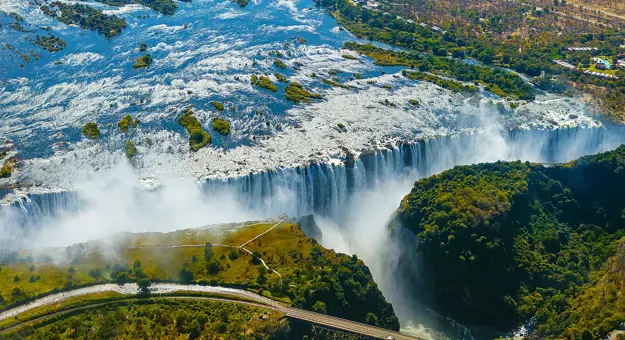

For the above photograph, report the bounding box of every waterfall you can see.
[3,126,624,233]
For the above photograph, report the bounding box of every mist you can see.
[0,161,260,250]
[1,120,624,339]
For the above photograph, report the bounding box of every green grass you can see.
[177,108,211,151]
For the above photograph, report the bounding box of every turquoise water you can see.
[0,0,396,158]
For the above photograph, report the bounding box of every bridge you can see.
[0,283,421,340]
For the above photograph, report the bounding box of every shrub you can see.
[133,54,153,69]
[273,59,287,69]
[211,101,225,111]
[125,141,137,159]
[82,122,100,139]
[178,108,212,151]
[285,82,322,103]
[211,118,231,136]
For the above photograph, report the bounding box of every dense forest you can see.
[391,145,625,338]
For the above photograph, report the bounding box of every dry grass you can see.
[0,221,302,308]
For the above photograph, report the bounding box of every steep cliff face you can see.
[391,145,625,336]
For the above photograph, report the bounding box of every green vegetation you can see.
[40,2,127,38]
[251,75,278,92]
[403,70,478,94]
[342,54,358,60]
[33,34,66,52]
[125,141,137,159]
[0,219,398,330]
[408,99,420,106]
[0,158,15,178]
[314,0,625,119]
[133,54,153,69]
[233,0,249,7]
[393,145,625,336]
[274,72,288,83]
[81,122,100,139]
[284,82,323,103]
[322,78,352,89]
[5,299,286,339]
[211,101,225,111]
[177,108,211,151]
[117,115,139,133]
[211,118,231,136]
[273,59,287,69]
[347,42,528,99]
[98,0,179,15]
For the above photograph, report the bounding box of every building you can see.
[567,47,598,51]
[592,57,612,69]
[617,59,625,68]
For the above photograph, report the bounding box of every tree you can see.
[179,266,194,284]
[257,271,267,285]
[137,278,151,293]
[364,312,378,326]
[204,242,214,262]
[133,260,142,270]
[228,249,240,260]
[89,268,103,280]
[29,265,35,272]
[116,272,129,285]
[312,301,327,314]
[11,287,22,300]
[207,260,221,275]
[251,252,262,265]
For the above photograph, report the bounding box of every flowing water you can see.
[2,0,625,338]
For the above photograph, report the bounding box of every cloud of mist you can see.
[0,161,260,250]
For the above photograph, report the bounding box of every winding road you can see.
[0,283,419,340]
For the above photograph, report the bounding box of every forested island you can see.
[40,2,127,38]
[390,145,625,338]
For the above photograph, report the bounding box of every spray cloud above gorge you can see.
[1,0,625,338]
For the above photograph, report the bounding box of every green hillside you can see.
[1,218,398,332]
[392,145,625,338]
